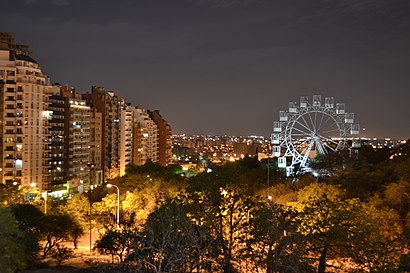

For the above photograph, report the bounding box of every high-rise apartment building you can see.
[84,86,125,180]
[148,110,173,166]
[132,107,158,165]
[89,108,103,185]
[120,104,134,176]
[0,32,51,190]
[48,85,67,191]
[61,86,91,192]
[47,84,93,194]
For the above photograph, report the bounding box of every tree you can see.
[350,204,404,272]
[52,194,90,248]
[10,203,44,259]
[125,161,184,182]
[121,178,178,226]
[91,193,119,228]
[247,200,313,273]
[295,196,362,273]
[384,180,410,219]
[185,178,255,273]
[309,150,350,175]
[0,207,29,273]
[94,225,136,264]
[42,213,84,259]
[131,199,210,273]
[0,184,24,206]
[288,183,363,273]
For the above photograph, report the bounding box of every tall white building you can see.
[0,33,51,190]
[132,107,158,165]
[120,104,134,176]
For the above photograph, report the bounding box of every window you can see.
[15,159,23,169]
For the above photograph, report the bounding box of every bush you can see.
[50,244,73,266]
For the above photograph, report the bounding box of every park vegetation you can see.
[0,141,409,272]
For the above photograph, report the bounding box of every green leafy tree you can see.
[94,225,136,263]
[350,205,403,272]
[0,184,24,206]
[0,207,29,273]
[125,161,184,182]
[309,150,350,175]
[132,199,211,273]
[288,183,363,273]
[121,177,180,226]
[185,178,254,273]
[52,194,90,248]
[42,213,84,259]
[247,201,312,273]
[384,180,410,219]
[10,203,44,259]
[92,193,118,228]
[294,196,362,273]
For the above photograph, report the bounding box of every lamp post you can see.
[42,191,48,214]
[106,183,120,227]
[88,185,93,252]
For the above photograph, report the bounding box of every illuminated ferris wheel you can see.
[272,95,360,176]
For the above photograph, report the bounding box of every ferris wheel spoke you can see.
[319,128,340,135]
[294,119,314,135]
[307,112,316,131]
[292,127,312,136]
[314,111,318,129]
[299,115,314,133]
[317,112,325,131]
[318,115,332,132]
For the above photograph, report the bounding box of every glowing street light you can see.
[106,183,120,227]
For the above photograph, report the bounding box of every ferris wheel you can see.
[271,95,360,176]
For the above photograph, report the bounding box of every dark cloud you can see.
[1,0,410,138]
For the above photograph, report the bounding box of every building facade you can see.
[0,33,51,190]
[84,86,125,180]
[132,107,158,165]
[120,105,134,176]
[148,110,173,166]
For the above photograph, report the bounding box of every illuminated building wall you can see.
[84,86,125,180]
[132,107,158,165]
[148,110,173,166]
[120,105,134,176]
[0,32,51,189]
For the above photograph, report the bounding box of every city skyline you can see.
[1,0,410,138]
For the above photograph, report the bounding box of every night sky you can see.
[1,0,410,138]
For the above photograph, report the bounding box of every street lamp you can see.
[106,183,120,227]
[41,191,48,214]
